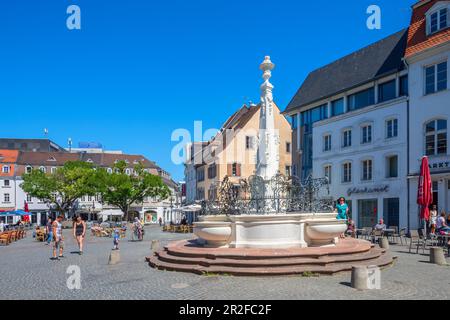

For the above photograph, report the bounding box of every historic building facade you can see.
[284,0,449,230]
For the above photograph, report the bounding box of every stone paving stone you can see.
[0,226,449,300]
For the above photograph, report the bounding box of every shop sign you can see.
[347,185,389,196]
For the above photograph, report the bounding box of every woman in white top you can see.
[430,206,438,234]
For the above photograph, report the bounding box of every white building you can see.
[406,0,450,229]
[285,0,450,231]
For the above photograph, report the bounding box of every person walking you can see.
[73,215,86,255]
[0,220,4,233]
[45,218,53,245]
[158,217,162,227]
[51,215,65,260]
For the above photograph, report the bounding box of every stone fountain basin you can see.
[194,221,232,247]
[306,220,348,246]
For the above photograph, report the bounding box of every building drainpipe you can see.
[403,57,411,232]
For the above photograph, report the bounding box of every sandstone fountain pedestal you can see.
[193,213,347,249]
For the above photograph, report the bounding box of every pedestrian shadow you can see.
[339,282,352,288]
[70,251,81,255]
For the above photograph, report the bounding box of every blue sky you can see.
[0,0,415,181]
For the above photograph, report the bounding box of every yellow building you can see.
[193,102,292,201]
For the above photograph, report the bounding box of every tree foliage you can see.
[96,161,170,219]
[21,161,98,216]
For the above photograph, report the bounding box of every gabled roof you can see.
[284,29,408,113]
[17,152,81,166]
[406,0,450,58]
[0,150,19,163]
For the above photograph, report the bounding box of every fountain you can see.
[147,57,394,276]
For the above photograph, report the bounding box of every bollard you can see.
[430,247,447,266]
[151,240,160,251]
[108,250,120,265]
[379,237,390,250]
[351,266,368,290]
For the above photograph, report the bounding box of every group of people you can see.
[335,197,390,238]
[429,205,450,235]
[46,215,86,261]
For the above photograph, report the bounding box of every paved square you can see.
[1,226,449,300]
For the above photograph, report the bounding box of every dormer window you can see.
[427,4,449,35]
[86,159,93,163]
[47,157,56,162]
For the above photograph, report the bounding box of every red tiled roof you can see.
[405,0,450,58]
[0,150,19,163]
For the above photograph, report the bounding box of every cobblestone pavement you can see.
[1,226,449,300]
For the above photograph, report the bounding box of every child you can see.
[113,227,120,250]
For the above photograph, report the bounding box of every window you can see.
[4,180,9,187]
[125,169,131,175]
[27,194,32,202]
[425,61,447,95]
[207,164,217,179]
[386,119,398,139]
[342,129,352,148]
[231,163,241,177]
[285,166,292,177]
[361,125,372,144]
[429,8,448,34]
[399,75,408,96]
[324,165,332,184]
[362,160,373,181]
[291,114,298,130]
[197,168,205,182]
[246,136,255,150]
[107,168,113,174]
[378,80,397,103]
[342,162,352,183]
[331,98,344,117]
[425,119,447,156]
[323,135,332,152]
[51,167,57,174]
[4,193,10,203]
[88,196,93,202]
[386,155,398,178]
[39,166,46,173]
[286,142,291,153]
[2,166,9,174]
[26,166,32,174]
[348,88,375,111]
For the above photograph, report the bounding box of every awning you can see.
[0,210,29,216]
[98,209,124,216]
[179,205,202,213]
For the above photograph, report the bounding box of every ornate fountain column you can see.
[256,56,279,180]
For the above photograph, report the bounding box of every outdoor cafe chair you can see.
[370,230,383,244]
[409,230,426,254]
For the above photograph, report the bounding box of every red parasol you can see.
[417,156,433,222]
[23,201,30,222]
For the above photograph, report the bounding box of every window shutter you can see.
[237,164,241,177]
[227,164,232,176]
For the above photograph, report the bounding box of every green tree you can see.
[96,161,170,221]
[21,161,99,218]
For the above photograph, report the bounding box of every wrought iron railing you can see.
[200,173,333,216]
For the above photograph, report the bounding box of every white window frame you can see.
[361,159,373,181]
[4,193,10,203]
[425,119,448,156]
[4,179,10,187]
[386,118,398,139]
[39,166,46,173]
[2,166,9,174]
[324,164,332,184]
[323,134,332,152]
[25,166,32,174]
[361,123,373,145]
[342,162,352,183]
[50,167,57,174]
[342,128,352,148]
[424,60,448,95]
[426,4,449,35]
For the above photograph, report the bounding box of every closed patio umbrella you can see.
[417,156,433,232]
